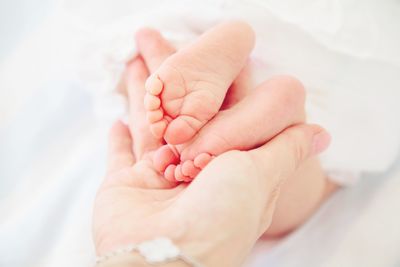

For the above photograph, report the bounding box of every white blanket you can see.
[1,0,400,266]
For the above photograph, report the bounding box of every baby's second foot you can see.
[155,76,306,181]
[137,21,255,145]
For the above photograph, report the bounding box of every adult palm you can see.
[93,58,268,265]
[92,57,329,267]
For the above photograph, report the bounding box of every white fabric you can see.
[1,0,400,266]
[69,0,400,185]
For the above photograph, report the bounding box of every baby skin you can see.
[159,77,305,182]
[130,24,338,236]
[138,23,305,182]
[143,21,255,145]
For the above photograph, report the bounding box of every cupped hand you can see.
[93,54,331,266]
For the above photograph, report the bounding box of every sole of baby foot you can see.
[144,72,220,144]
[143,21,255,145]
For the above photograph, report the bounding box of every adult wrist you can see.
[96,252,189,267]
[95,236,256,267]
[95,238,206,267]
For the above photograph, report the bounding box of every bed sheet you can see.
[1,2,400,267]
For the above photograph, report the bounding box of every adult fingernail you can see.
[312,130,331,155]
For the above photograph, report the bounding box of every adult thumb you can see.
[248,124,331,184]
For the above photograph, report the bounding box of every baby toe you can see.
[144,93,161,110]
[164,164,177,182]
[146,109,164,123]
[193,153,213,169]
[153,145,180,173]
[150,119,168,138]
[181,160,201,179]
[145,74,163,95]
[174,164,192,182]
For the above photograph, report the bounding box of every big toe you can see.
[153,145,180,173]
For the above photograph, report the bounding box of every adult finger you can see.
[107,121,135,173]
[248,124,331,182]
[246,124,330,234]
[135,28,176,73]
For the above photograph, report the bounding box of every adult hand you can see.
[93,55,331,266]
[95,122,329,266]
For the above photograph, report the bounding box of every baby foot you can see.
[140,21,255,145]
[158,76,306,181]
[154,146,213,182]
